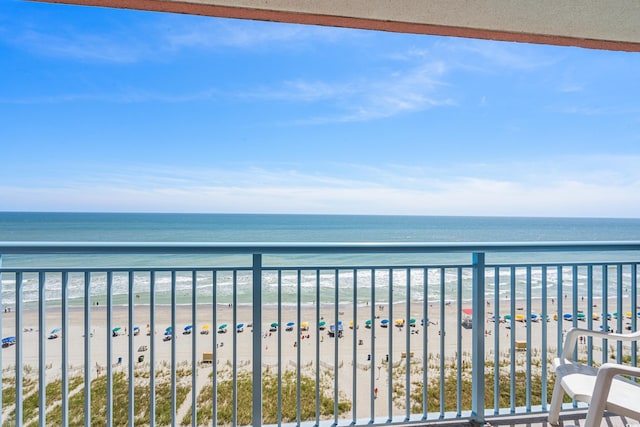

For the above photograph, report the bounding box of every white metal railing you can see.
[0,242,639,426]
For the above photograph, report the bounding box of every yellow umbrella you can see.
[202,323,211,330]
[301,321,309,330]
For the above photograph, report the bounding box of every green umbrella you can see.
[409,318,416,324]
[365,320,372,326]
[112,327,122,333]
[165,326,172,332]
[218,324,228,330]
[270,322,278,328]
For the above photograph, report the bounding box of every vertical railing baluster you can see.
[277,270,283,427]
[297,269,303,426]
[191,270,198,427]
[525,266,532,412]
[232,270,238,427]
[128,270,135,427]
[572,265,578,335]
[404,268,411,422]
[455,267,462,418]
[421,267,428,421]
[15,272,23,426]
[556,266,564,357]
[471,253,485,424]
[388,268,394,422]
[62,271,70,425]
[632,264,638,366]
[107,271,114,427]
[251,254,263,427]
[149,271,156,427]
[334,269,340,427]
[38,272,46,426]
[493,266,500,414]
[602,266,609,363]
[587,265,594,367]
[171,270,177,427]
[315,269,321,427]
[84,271,91,426]
[616,264,623,362]
[540,266,548,411]
[509,266,516,413]
[353,269,359,425]
[371,268,377,423]
[438,268,445,419]
[211,270,217,427]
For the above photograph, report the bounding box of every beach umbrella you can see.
[318,321,326,330]
[364,319,372,328]
[164,329,172,336]
[504,314,512,321]
[236,323,244,330]
[515,314,525,322]
[2,336,15,344]
[50,327,62,335]
[301,321,309,330]
[270,322,278,328]
[165,326,172,332]
[112,327,122,333]
[563,313,573,320]
[409,318,416,326]
[184,325,192,331]
[202,323,211,330]
[218,323,228,330]
[380,319,389,327]
[576,313,586,319]
[285,322,295,331]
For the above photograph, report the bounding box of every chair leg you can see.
[583,405,605,427]
[548,379,565,425]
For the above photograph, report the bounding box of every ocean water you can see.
[1,212,640,307]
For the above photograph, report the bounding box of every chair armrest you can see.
[592,362,640,399]
[560,327,640,361]
[599,362,640,379]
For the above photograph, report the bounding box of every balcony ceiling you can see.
[34,0,640,52]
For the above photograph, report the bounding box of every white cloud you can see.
[3,155,640,217]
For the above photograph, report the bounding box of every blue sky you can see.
[2,2,640,217]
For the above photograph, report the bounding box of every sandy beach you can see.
[1,296,633,420]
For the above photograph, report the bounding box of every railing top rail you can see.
[1,241,640,255]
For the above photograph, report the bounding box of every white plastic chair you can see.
[549,327,640,427]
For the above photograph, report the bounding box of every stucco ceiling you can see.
[33,0,640,52]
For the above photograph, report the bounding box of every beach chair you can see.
[548,327,640,427]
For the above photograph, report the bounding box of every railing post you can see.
[252,254,263,427]
[471,252,486,426]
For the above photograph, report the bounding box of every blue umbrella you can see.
[50,327,61,334]
[2,336,15,344]
[164,329,172,336]
[184,325,192,331]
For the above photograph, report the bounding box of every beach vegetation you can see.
[182,367,351,426]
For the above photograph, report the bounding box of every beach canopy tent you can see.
[462,308,473,316]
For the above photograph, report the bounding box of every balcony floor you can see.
[484,412,636,427]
